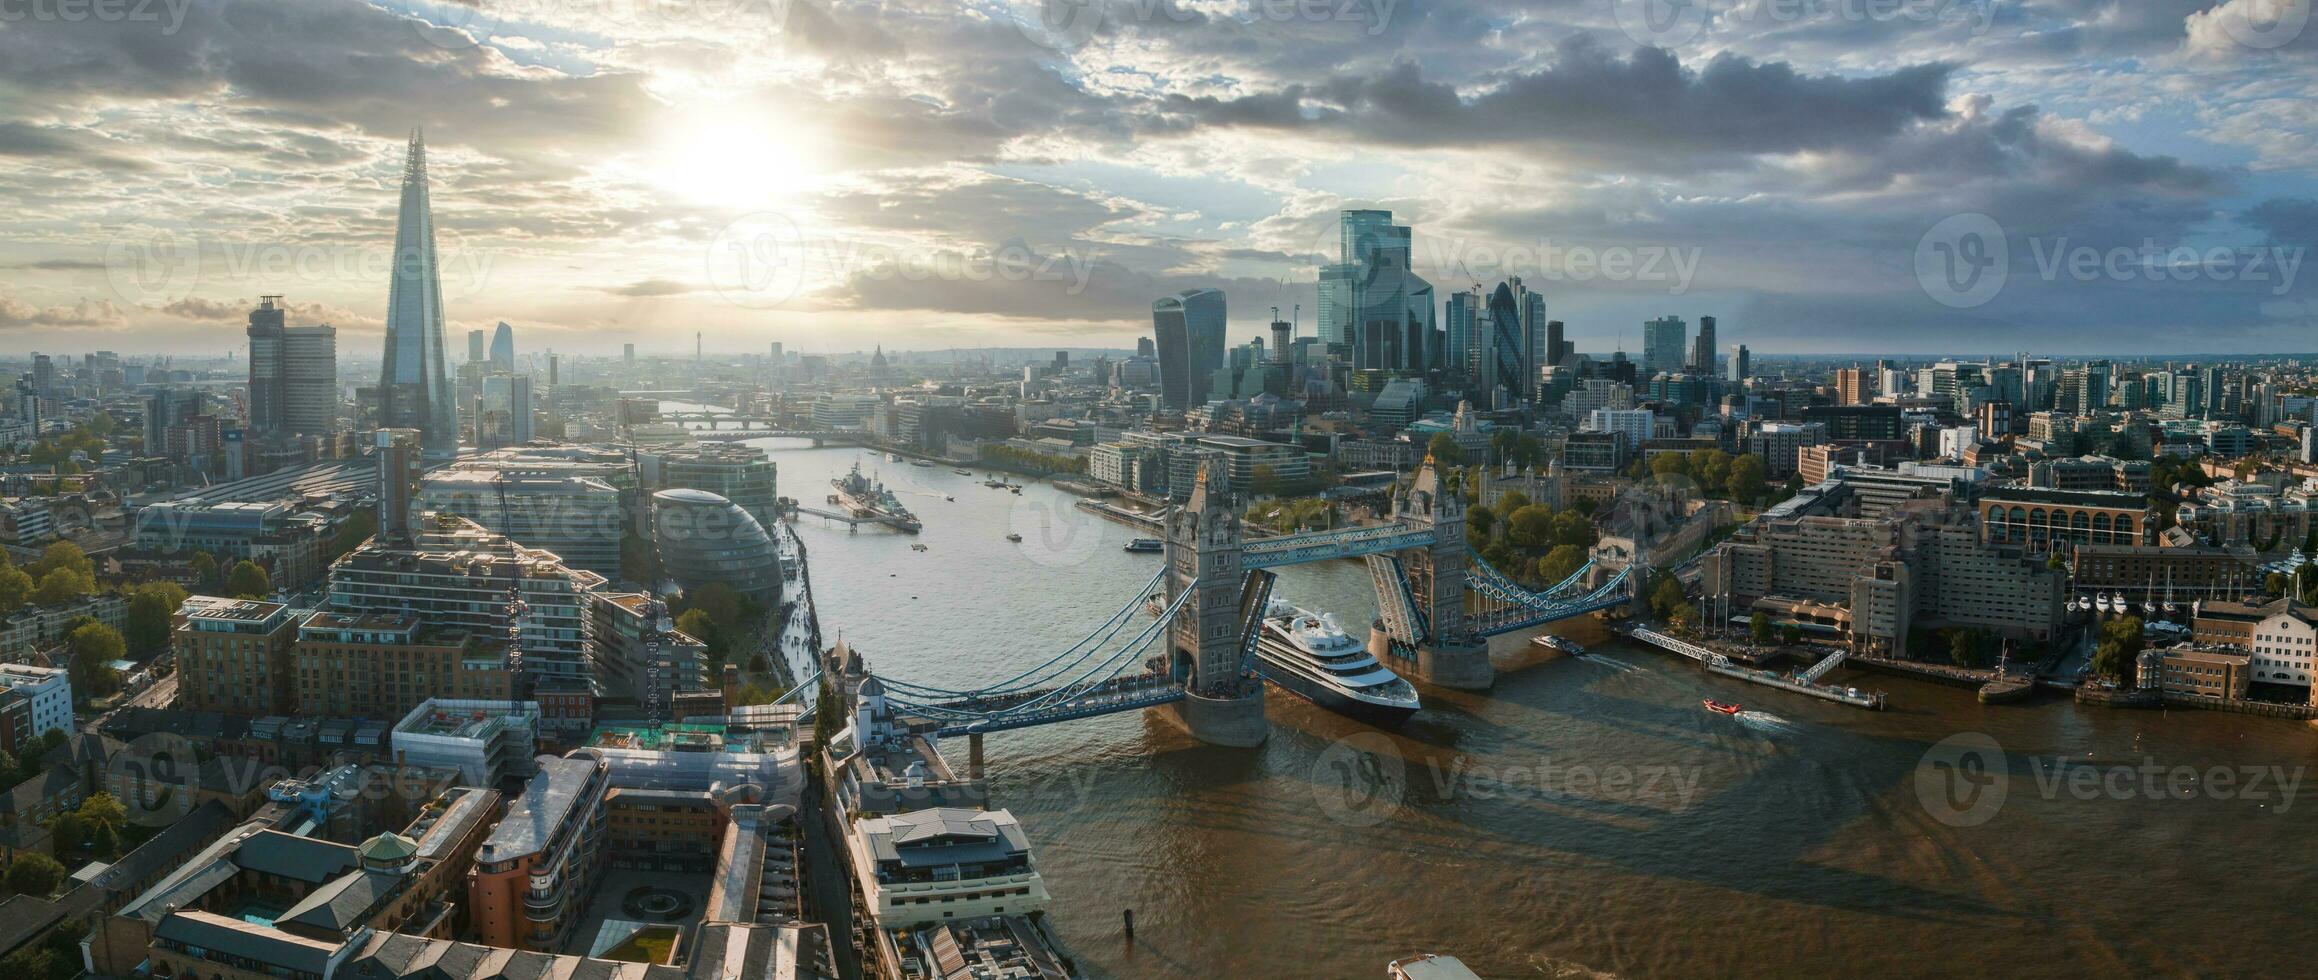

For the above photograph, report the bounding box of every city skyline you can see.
[0,1,2311,356]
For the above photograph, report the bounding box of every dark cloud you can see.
[2245,198,2318,249]
[1143,39,1954,172]
[0,0,658,168]
[0,0,2300,353]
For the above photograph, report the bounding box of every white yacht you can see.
[1256,599,1421,725]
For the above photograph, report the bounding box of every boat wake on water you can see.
[1577,654,1645,674]
[1734,710,1798,734]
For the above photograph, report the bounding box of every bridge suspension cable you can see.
[877,585,1194,724]
[870,566,1169,699]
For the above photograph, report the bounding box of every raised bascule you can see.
[853,456,1635,747]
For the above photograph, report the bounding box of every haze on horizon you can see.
[0,0,2313,357]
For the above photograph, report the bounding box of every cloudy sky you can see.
[0,0,2313,358]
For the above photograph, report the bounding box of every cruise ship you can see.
[830,461,922,534]
[1255,600,1421,725]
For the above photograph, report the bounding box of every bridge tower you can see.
[1393,455,1495,689]
[1161,460,1268,747]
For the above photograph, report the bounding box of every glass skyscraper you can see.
[489,320,516,372]
[1153,288,1226,411]
[378,129,458,457]
[1642,315,1687,377]
[1484,280,1538,410]
[1327,209,1435,373]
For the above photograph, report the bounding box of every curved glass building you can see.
[651,489,782,606]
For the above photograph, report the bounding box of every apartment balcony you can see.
[523,889,562,920]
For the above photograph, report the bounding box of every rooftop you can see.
[181,596,290,625]
[480,755,603,861]
[654,487,733,505]
[299,609,424,634]
[1981,485,2152,507]
[860,807,1029,868]
[154,909,342,976]
[393,699,539,739]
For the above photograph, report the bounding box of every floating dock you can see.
[1624,626,1885,710]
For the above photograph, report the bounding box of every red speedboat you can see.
[1702,699,1743,716]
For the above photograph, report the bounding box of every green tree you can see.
[124,582,189,657]
[2092,615,2146,685]
[1251,464,1284,498]
[1948,628,1997,668]
[1506,505,1558,551]
[1725,454,1767,504]
[688,582,746,631]
[1749,611,1774,645]
[1690,449,1732,494]
[189,551,219,591]
[676,608,721,665]
[1781,624,1803,645]
[0,565,31,615]
[76,791,127,833]
[1552,510,1595,549]
[1649,453,1689,484]
[0,946,57,979]
[31,568,89,606]
[1496,490,1531,515]
[5,852,64,896]
[1464,503,1495,542]
[67,621,126,697]
[732,680,788,706]
[74,792,127,857]
[1535,544,1588,586]
[225,560,271,599]
[1425,432,1466,467]
[2265,572,2288,596]
[1648,574,1688,620]
[46,812,85,859]
[29,541,90,582]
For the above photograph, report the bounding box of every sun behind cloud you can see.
[648,107,825,210]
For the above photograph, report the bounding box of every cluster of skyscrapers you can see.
[1153,209,1584,415]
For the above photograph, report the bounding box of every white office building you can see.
[1587,408,1656,452]
[848,807,1049,928]
[0,663,73,744]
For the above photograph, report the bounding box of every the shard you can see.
[379,128,458,457]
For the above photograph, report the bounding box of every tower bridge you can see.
[853,456,1636,748]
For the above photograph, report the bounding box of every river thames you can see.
[744,438,2317,978]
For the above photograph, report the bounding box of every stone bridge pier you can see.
[1161,462,1268,747]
